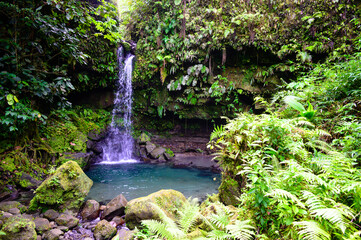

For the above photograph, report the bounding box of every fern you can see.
[225,220,255,240]
[293,221,330,240]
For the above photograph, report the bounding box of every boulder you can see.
[0,201,25,212]
[29,161,93,212]
[88,130,106,142]
[125,189,187,230]
[93,220,117,240]
[145,142,156,154]
[8,208,20,215]
[112,229,134,240]
[55,214,79,229]
[149,147,166,159]
[218,175,242,206]
[58,152,94,169]
[1,215,37,240]
[34,217,51,234]
[81,200,100,221]
[0,211,13,223]
[43,209,59,221]
[19,173,42,190]
[102,194,127,221]
[110,216,125,227]
[42,229,63,240]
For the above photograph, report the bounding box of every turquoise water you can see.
[85,163,221,203]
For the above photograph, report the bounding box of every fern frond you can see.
[178,198,201,233]
[295,120,315,129]
[312,208,350,233]
[207,229,232,240]
[296,171,327,187]
[293,220,330,240]
[142,219,184,240]
[226,220,255,240]
[302,191,326,211]
[266,189,305,209]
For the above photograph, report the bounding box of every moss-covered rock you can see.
[218,175,242,206]
[125,189,187,230]
[0,201,25,213]
[29,161,93,212]
[0,215,37,240]
[93,220,117,240]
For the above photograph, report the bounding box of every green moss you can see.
[165,148,175,157]
[1,216,37,240]
[218,175,242,206]
[29,161,93,212]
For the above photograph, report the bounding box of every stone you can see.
[43,209,59,221]
[0,201,25,212]
[81,199,100,221]
[145,142,156,154]
[34,217,51,234]
[112,229,134,240]
[8,207,20,215]
[149,147,166,159]
[138,132,151,144]
[56,226,68,232]
[102,194,127,221]
[1,215,37,240]
[43,229,63,240]
[59,152,93,170]
[37,235,42,240]
[22,213,35,221]
[88,130,106,141]
[218,175,242,206]
[0,211,13,222]
[100,205,106,211]
[19,173,42,190]
[55,214,79,229]
[29,161,93,212]
[93,220,117,240]
[125,189,187,230]
[0,192,11,202]
[111,216,125,227]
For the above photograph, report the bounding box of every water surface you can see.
[86,163,221,202]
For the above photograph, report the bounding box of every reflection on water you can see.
[85,163,221,202]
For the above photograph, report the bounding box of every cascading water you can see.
[101,46,137,164]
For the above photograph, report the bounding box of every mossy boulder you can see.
[125,189,187,230]
[29,161,93,212]
[0,215,37,240]
[93,220,117,240]
[218,175,242,206]
[0,201,25,213]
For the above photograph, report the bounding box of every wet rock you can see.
[218,175,242,206]
[43,209,59,221]
[102,194,127,221]
[81,199,100,221]
[125,189,187,230]
[0,211,13,222]
[55,214,79,229]
[43,229,63,240]
[0,192,11,202]
[19,173,42,190]
[56,226,68,232]
[112,229,134,240]
[145,142,156,154]
[93,220,117,240]
[8,207,20,215]
[34,217,51,234]
[1,215,37,240]
[29,161,93,212]
[149,147,166,159]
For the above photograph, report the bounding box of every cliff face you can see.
[127,0,360,122]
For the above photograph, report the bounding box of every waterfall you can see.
[101,46,137,164]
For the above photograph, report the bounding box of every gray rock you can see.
[150,147,166,159]
[43,209,59,221]
[81,199,100,221]
[34,217,51,234]
[37,235,42,240]
[111,216,125,227]
[19,173,42,190]
[139,147,147,158]
[43,229,63,240]
[102,194,127,221]
[56,226,68,232]
[8,207,20,215]
[93,220,117,240]
[1,215,37,240]
[0,211,13,222]
[88,130,106,141]
[145,142,156,154]
[112,229,134,240]
[138,132,151,144]
[22,213,35,221]
[55,214,79,229]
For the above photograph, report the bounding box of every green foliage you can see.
[209,112,361,238]
[284,96,317,120]
[0,0,121,138]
